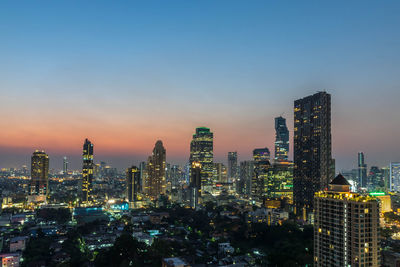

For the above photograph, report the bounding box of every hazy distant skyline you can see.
[1,1,400,171]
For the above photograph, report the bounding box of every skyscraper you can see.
[252,148,270,202]
[30,150,49,197]
[146,140,166,200]
[238,160,254,196]
[190,127,213,193]
[358,152,367,188]
[390,162,400,192]
[63,156,68,175]
[227,152,238,182]
[274,116,289,161]
[82,138,94,202]
[266,161,293,199]
[293,91,333,214]
[213,163,227,183]
[189,161,202,209]
[314,174,380,266]
[126,166,140,203]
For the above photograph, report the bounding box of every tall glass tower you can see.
[293,91,333,215]
[30,150,49,196]
[227,152,238,182]
[274,116,289,161]
[358,152,367,188]
[126,166,140,203]
[190,127,214,193]
[82,138,94,202]
[252,147,270,202]
[146,140,166,199]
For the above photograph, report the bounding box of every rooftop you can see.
[330,174,350,185]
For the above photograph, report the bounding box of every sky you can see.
[0,1,400,171]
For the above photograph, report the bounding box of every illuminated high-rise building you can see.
[63,156,68,175]
[252,148,270,202]
[274,116,289,161]
[314,174,380,266]
[190,162,202,209]
[293,91,333,214]
[213,163,227,183]
[82,138,94,202]
[190,127,213,193]
[390,162,400,192]
[266,161,293,199]
[358,152,367,188]
[126,166,140,203]
[30,150,49,196]
[227,152,238,182]
[146,140,166,199]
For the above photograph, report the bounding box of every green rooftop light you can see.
[369,191,385,196]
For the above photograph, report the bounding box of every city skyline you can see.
[1,1,400,170]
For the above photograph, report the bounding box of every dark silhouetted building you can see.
[82,138,94,202]
[274,116,289,161]
[63,156,68,175]
[190,161,202,209]
[227,152,238,182]
[30,150,49,196]
[294,91,333,215]
[190,127,213,193]
[358,152,367,188]
[126,166,140,203]
[238,160,254,196]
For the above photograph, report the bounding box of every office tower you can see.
[390,162,400,192]
[189,162,202,209]
[358,152,367,188]
[252,148,270,202]
[213,163,227,183]
[253,148,270,161]
[146,140,166,199]
[139,161,147,193]
[30,150,49,196]
[82,138,94,202]
[63,156,68,175]
[227,152,238,182]
[369,166,383,189]
[382,166,390,192]
[294,91,333,214]
[238,160,254,196]
[266,161,293,199]
[314,174,380,266]
[190,127,213,193]
[126,166,140,203]
[274,116,289,161]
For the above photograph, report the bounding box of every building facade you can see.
[30,150,49,196]
[390,162,400,192]
[190,127,214,193]
[314,174,380,266]
[82,138,94,202]
[252,148,270,203]
[293,91,333,214]
[358,152,367,188]
[126,166,140,203]
[227,152,238,182]
[265,161,293,199]
[146,140,166,200]
[274,116,289,161]
[190,162,202,209]
[238,160,254,196]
